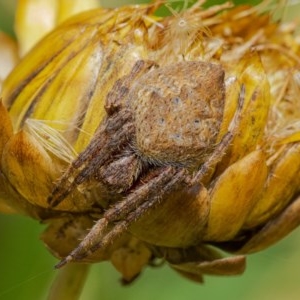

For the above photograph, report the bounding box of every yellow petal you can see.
[15,0,100,56]
[245,143,300,228]
[1,127,96,212]
[57,0,99,24]
[0,106,45,215]
[3,6,152,152]
[0,32,18,92]
[0,101,16,214]
[1,130,58,208]
[0,101,13,159]
[239,194,300,254]
[4,20,106,131]
[221,54,270,167]
[111,237,151,282]
[172,255,246,277]
[16,0,58,56]
[204,150,267,241]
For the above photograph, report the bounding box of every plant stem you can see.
[47,263,90,300]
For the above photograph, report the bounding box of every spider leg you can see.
[55,166,186,268]
[48,60,156,208]
[191,84,245,185]
[48,110,134,207]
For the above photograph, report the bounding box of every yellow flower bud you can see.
[1,0,300,288]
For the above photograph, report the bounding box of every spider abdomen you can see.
[130,61,225,166]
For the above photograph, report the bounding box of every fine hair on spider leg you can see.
[48,109,134,207]
[55,167,186,268]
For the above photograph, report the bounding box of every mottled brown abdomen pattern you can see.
[130,61,225,166]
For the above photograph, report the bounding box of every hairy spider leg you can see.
[55,167,186,268]
[53,84,245,268]
[48,110,134,207]
[48,60,156,208]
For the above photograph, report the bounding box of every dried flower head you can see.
[1,0,300,296]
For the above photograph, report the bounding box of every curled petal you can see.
[171,255,246,280]
[237,194,300,254]
[204,150,267,241]
[15,0,100,56]
[245,143,300,228]
[0,32,18,91]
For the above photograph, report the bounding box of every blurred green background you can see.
[1,1,300,299]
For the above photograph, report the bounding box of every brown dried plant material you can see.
[1,0,300,284]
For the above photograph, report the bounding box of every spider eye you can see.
[172,97,182,105]
[159,118,165,124]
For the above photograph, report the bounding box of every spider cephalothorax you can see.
[48,58,243,268]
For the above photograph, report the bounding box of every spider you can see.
[48,59,244,268]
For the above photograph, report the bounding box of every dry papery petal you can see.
[1,0,300,286]
[0,32,18,92]
[15,0,99,56]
